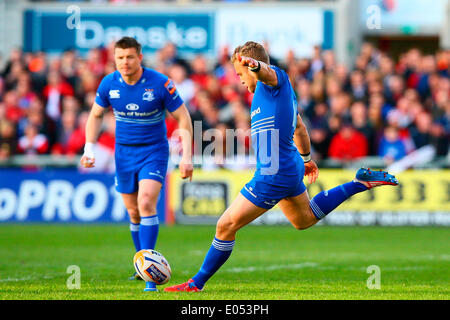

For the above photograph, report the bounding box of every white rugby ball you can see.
[133,249,172,285]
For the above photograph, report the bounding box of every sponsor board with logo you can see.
[0,169,166,223]
[168,169,450,226]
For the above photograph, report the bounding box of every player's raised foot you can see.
[129,272,143,281]
[143,281,158,292]
[163,279,202,292]
[354,167,399,189]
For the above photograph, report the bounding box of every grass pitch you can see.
[0,224,448,300]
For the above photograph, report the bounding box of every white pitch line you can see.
[224,262,319,273]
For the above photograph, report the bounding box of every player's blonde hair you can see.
[231,41,270,65]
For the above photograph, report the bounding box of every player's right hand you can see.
[179,157,193,182]
[304,160,319,184]
[80,155,95,168]
[236,54,259,69]
[80,142,96,168]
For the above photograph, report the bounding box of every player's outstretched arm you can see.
[237,54,278,87]
[294,114,319,184]
[170,104,194,181]
[80,102,106,168]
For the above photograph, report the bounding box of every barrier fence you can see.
[0,168,448,225]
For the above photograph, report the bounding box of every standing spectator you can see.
[42,70,74,121]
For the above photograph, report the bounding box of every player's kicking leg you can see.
[164,193,268,292]
[279,167,399,229]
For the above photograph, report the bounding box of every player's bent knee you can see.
[216,216,239,239]
[292,222,311,231]
[291,209,318,230]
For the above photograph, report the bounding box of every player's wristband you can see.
[248,61,261,73]
[84,142,95,158]
[300,152,311,163]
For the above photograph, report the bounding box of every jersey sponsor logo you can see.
[142,90,155,102]
[125,103,140,111]
[109,90,120,99]
[164,79,177,95]
[251,107,261,119]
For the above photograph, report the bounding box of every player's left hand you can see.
[179,158,193,182]
[304,160,319,184]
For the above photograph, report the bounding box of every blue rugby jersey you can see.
[250,65,303,177]
[95,67,183,145]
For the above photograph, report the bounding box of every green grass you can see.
[0,225,448,300]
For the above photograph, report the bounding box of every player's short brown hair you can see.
[231,41,270,65]
[114,37,142,55]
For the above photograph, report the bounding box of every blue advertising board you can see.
[24,10,215,55]
[0,169,166,223]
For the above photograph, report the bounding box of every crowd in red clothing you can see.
[0,41,449,166]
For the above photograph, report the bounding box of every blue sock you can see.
[192,237,235,289]
[310,181,367,219]
[139,215,159,250]
[130,222,141,252]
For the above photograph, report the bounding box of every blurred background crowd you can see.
[0,41,449,166]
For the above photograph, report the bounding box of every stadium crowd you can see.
[0,41,449,167]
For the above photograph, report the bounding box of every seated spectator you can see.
[17,123,49,155]
[191,54,210,89]
[168,64,195,107]
[349,70,367,100]
[0,120,18,159]
[351,101,376,154]
[410,111,432,149]
[296,78,315,119]
[310,123,331,161]
[64,111,89,156]
[51,110,78,155]
[3,90,23,123]
[328,122,368,161]
[378,126,407,164]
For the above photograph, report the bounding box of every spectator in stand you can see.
[351,101,376,154]
[296,78,315,119]
[0,119,18,159]
[156,42,191,74]
[328,121,368,161]
[17,123,49,155]
[378,125,407,164]
[42,70,74,121]
[0,42,448,166]
[168,64,195,108]
[51,110,78,155]
[64,110,89,155]
[16,72,37,110]
[191,54,210,90]
[3,90,24,124]
[349,70,366,100]
[309,122,331,161]
[410,111,432,149]
[385,74,405,106]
